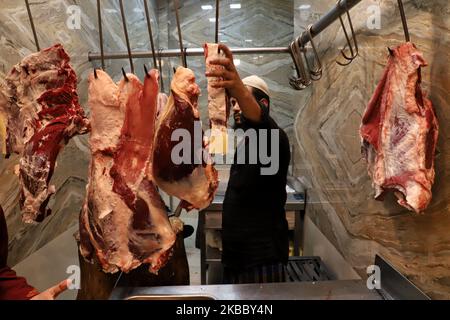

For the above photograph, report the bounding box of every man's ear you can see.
[260,98,269,108]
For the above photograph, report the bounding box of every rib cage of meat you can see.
[0,44,89,223]
[204,43,230,154]
[79,69,176,274]
[360,42,439,213]
[153,67,218,211]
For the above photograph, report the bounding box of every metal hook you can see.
[94,68,98,79]
[96,0,105,70]
[397,0,410,42]
[119,0,134,74]
[215,0,220,43]
[288,39,310,90]
[335,0,358,66]
[157,48,165,92]
[122,67,129,82]
[144,64,150,78]
[306,24,322,81]
[297,37,312,87]
[24,0,40,51]
[183,47,188,68]
[143,0,158,70]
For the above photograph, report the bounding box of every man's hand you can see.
[206,44,262,123]
[31,279,70,300]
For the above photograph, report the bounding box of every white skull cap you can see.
[242,75,270,98]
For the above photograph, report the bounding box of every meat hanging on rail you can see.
[0,44,89,223]
[79,69,177,274]
[360,42,439,214]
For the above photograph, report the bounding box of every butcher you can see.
[0,205,69,300]
[205,44,291,284]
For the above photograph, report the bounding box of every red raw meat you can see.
[0,44,89,223]
[79,69,176,274]
[153,67,218,211]
[360,43,439,213]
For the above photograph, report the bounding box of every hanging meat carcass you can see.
[360,42,439,213]
[0,44,89,223]
[153,67,218,211]
[79,69,176,274]
[204,43,230,154]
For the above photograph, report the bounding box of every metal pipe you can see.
[397,0,410,42]
[215,0,220,43]
[119,0,134,73]
[89,46,289,61]
[24,0,40,51]
[96,0,105,70]
[173,0,186,67]
[143,0,158,69]
[297,0,362,46]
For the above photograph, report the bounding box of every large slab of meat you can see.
[0,44,89,223]
[360,43,439,213]
[79,69,176,274]
[153,67,218,211]
[204,43,230,154]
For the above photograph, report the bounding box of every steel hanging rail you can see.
[89,0,363,62]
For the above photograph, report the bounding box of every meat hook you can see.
[119,0,135,73]
[157,48,165,92]
[94,68,98,79]
[335,0,358,66]
[143,0,158,69]
[397,0,410,42]
[24,0,40,52]
[288,39,310,90]
[173,0,187,68]
[96,0,105,70]
[215,0,220,43]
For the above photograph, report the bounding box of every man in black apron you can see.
[206,44,291,284]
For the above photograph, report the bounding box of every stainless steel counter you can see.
[110,280,382,300]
